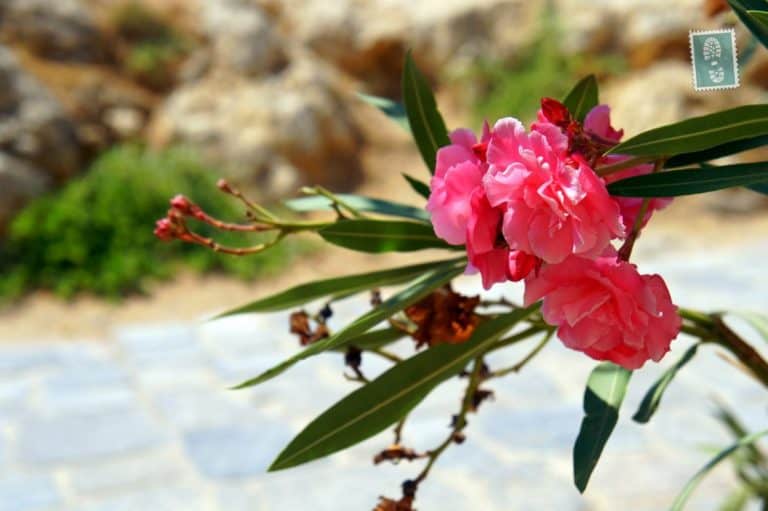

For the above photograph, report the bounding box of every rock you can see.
[276,0,541,95]
[0,154,50,231]
[0,0,105,62]
[200,0,288,77]
[0,45,82,230]
[554,0,713,67]
[147,54,364,194]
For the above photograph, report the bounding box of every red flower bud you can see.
[540,98,571,128]
[154,218,174,241]
[170,194,193,214]
[217,179,232,193]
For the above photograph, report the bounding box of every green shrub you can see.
[0,145,309,301]
[458,11,626,123]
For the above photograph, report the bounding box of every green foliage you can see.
[607,162,768,197]
[562,75,599,122]
[318,219,452,253]
[402,51,452,173]
[232,263,466,389]
[0,145,306,301]
[109,1,191,90]
[270,309,535,471]
[609,105,768,157]
[632,344,699,424]
[459,13,625,123]
[573,362,632,492]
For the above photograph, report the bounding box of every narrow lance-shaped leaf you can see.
[748,182,768,195]
[269,308,538,471]
[573,362,632,493]
[747,10,768,34]
[563,75,599,122]
[607,162,768,197]
[332,327,405,352]
[284,194,430,222]
[232,264,465,389]
[214,258,463,317]
[670,429,768,511]
[728,0,768,48]
[402,51,451,173]
[402,173,432,200]
[665,135,768,168]
[608,105,768,157]
[357,92,409,132]
[633,344,699,424]
[319,219,452,253]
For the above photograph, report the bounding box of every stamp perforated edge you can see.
[689,28,740,91]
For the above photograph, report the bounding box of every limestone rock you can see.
[0,0,104,62]
[147,54,364,195]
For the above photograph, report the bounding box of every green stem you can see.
[490,325,546,352]
[710,315,768,388]
[414,355,485,485]
[302,186,365,219]
[489,330,554,378]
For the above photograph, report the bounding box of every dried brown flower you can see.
[404,286,480,348]
[373,445,423,465]
[373,496,415,511]
[289,310,330,346]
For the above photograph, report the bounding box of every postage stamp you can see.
[689,28,739,91]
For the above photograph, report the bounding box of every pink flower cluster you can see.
[426,100,680,369]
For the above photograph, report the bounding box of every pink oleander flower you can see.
[524,251,681,369]
[465,188,538,289]
[584,105,673,231]
[483,118,625,264]
[426,127,490,245]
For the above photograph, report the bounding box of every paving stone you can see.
[478,404,583,455]
[72,486,209,511]
[0,346,58,374]
[0,475,60,511]
[18,407,166,466]
[69,449,187,497]
[152,390,255,431]
[134,359,213,390]
[183,419,294,479]
[115,323,201,366]
[37,363,134,414]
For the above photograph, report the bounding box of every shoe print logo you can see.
[702,37,725,84]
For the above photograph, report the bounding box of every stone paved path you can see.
[1,240,767,511]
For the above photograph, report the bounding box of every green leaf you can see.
[269,308,537,470]
[284,194,430,222]
[633,344,699,424]
[670,429,768,511]
[402,51,451,173]
[563,75,599,122]
[573,362,632,493]
[747,10,768,36]
[748,182,768,194]
[319,219,451,253]
[718,487,752,511]
[232,264,465,389]
[608,105,768,157]
[728,0,768,48]
[402,173,432,200]
[665,135,768,168]
[607,162,768,197]
[334,327,405,352]
[215,258,462,317]
[357,92,409,132]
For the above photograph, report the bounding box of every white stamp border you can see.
[689,28,740,91]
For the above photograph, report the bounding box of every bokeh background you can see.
[0,1,767,510]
